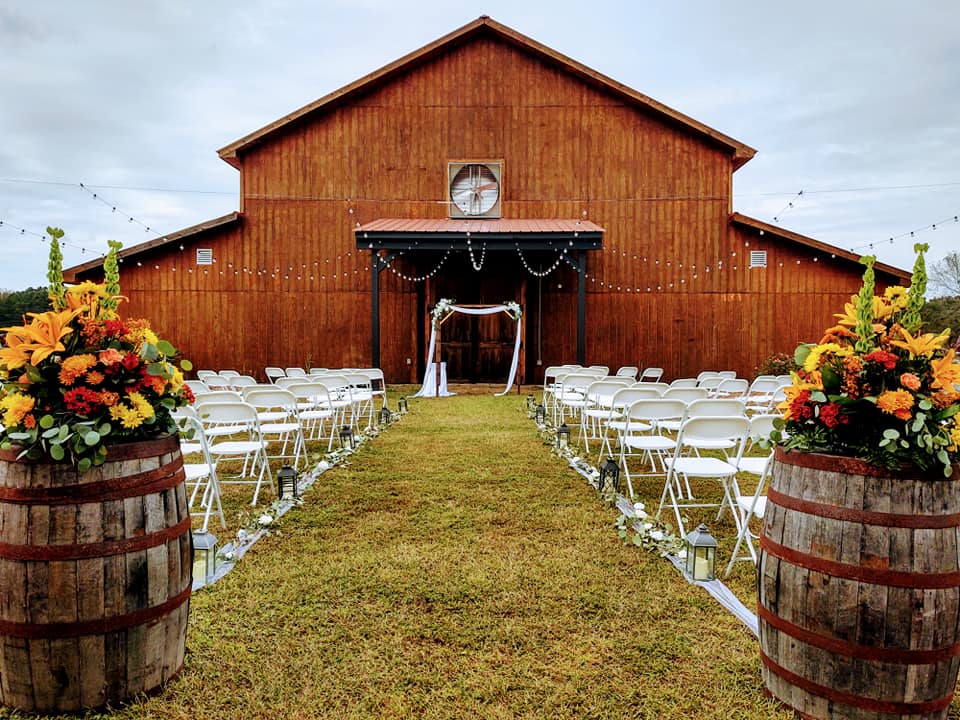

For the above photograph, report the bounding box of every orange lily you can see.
[889,327,950,358]
[15,309,81,366]
[932,350,960,390]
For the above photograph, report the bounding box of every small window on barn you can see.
[196,248,213,265]
[749,250,768,268]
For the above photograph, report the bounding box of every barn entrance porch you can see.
[355,218,605,382]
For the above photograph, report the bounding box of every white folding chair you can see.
[724,414,778,576]
[286,382,338,449]
[668,378,698,388]
[344,372,375,429]
[285,367,307,377]
[219,370,241,379]
[743,378,781,413]
[555,372,596,426]
[196,370,218,381]
[579,378,632,453]
[196,401,272,505]
[637,367,664,383]
[180,416,226,532]
[264,366,286,383]
[615,366,639,380]
[715,378,749,399]
[361,368,388,409]
[185,379,209,396]
[598,386,664,461]
[657,415,750,537]
[242,387,307,469]
[618,398,687,498]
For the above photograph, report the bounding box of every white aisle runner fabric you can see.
[412,304,522,397]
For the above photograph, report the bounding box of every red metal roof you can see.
[357,218,604,234]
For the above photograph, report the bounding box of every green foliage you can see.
[0,286,50,326]
[754,351,796,376]
[901,242,929,333]
[853,255,876,353]
[46,226,66,310]
[101,239,123,315]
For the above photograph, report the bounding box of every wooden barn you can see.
[66,16,908,384]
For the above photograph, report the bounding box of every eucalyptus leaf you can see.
[810,391,828,403]
[39,414,55,430]
[84,431,101,446]
[180,359,193,371]
[49,444,65,461]
[147,362,165,376]
[141,343,159,362]
[41,427,61,439]
[882,429,900,439]
[77,457,92,473]
[156,339,176,356]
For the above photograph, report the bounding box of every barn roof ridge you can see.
[62,212,240,282]
[729,212,910,281]
[216,15,756,169]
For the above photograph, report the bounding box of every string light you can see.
[772,189,803,223]
[516,247,566,277]
[466,238,486,271]
[386,249,451,282]
[850,212,959,253]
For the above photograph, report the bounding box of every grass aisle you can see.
[63,393,789,719]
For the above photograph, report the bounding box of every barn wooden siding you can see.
[77,29,903,382]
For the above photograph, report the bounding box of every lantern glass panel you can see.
[557,424,570,450]
[192,530,219,585]
[684,524,717,581]
[535,404,546,424]
[277,465,298,499]
[600,457,620,493]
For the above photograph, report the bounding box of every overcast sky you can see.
[1,0,958,293]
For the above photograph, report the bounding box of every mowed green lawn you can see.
[15,390,794,720]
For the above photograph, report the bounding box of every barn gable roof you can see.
[63,212,240,282]
[217,16,756,170]
[729,212,910,282]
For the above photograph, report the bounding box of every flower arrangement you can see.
[431,298,456,327]
[775,244,960,476]
[503,301,522,322]
[0,230,194,472]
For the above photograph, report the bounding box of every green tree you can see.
[922,295,960,349]
[0,286,51,327]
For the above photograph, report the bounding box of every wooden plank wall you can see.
[96,34,895,382]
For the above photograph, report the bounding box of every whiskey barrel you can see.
[759,448,960,719]
[0,435,192,713]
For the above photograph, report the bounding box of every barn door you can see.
[433,254,522,384]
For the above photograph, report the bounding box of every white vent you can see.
[196,248,213,265]
[749,250,767,268]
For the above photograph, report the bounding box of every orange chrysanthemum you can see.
[58,353,98,386]
[877,389,915,421]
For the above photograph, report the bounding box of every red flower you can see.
[63,387,104,415]
[863,350,898,371]
[818,402,847,428]
[121,352,141,371]
[789,390,815,421]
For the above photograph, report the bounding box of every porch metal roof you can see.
[354,218,604,251]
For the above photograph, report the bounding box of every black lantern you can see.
[398,396,409,413]
[526,394,536,412]
[535,404,546,424]
[191,530,219,586]
[339,425,355,450]
[277,464,299,500]
[556,423,571,451]
[379,406,392,427]
[684,524,718,581]
[599,456,621,495]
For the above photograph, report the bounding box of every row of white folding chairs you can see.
[265,367,387,410]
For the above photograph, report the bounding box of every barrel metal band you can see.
[767,488,960,529]
[0,458,184,505]
[760,648,954,714]
[0,584,191,639]
[0,515,191,561]
[757,602,960,664]
[760,535,960,588]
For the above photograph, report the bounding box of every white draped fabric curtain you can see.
[412,304,522,397]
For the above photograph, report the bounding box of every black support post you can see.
[577,250,586,365]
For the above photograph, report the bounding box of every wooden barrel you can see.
[759,448,960,719]
[0,435,192,713]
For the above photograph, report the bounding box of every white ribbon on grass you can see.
[413,303,522,397]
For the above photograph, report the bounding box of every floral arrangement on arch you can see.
[775,244,960,476]
[0,229,194,472]
[503,300,522,322]
[431,298,456,327]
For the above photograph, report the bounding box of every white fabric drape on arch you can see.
[412,304,522,397]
